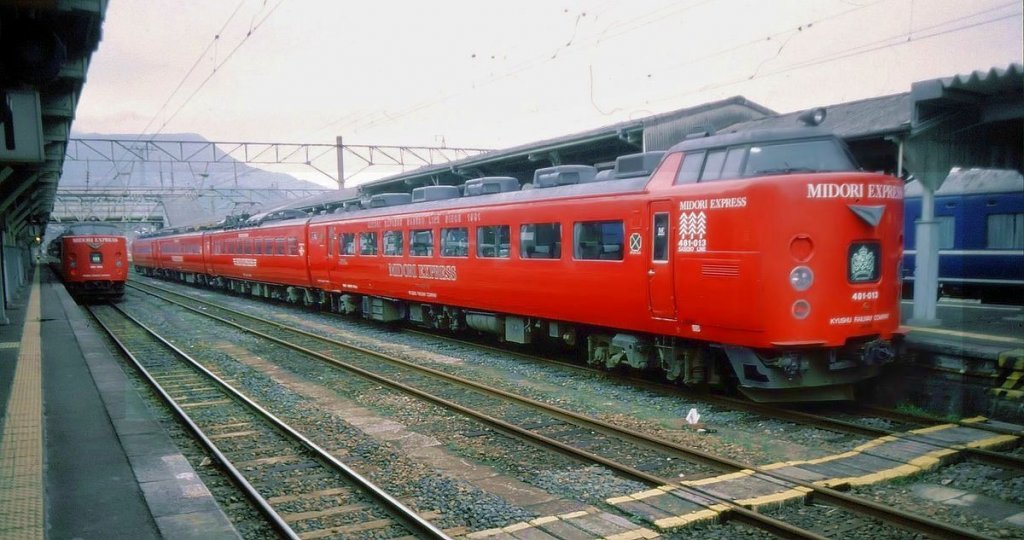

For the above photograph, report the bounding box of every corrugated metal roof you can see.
[904,168,1023,197]
[715,93,912,140]
[937,63,1024,96]
[271,187,361,212]
[355,96,774,194]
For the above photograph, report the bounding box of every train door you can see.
[308,225,331,287]
[648,200,677,319]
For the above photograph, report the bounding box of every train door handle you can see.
[647,269,656,276]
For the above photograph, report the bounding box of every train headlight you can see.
[789,266,814,291]
[792,300,811,319]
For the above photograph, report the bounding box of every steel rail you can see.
[130,281,996,540]
[127,285,831,538]
[852,404,1024,437]
[95,302,451,540]
[88,305,301,540]
[401,329,1023,470]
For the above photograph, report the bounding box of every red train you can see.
[49,222,128,299]
[134,124,905,402]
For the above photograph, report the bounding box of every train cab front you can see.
[728,170,905,402]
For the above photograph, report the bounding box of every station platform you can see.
[0,268,238,539]
[901,298,1024,352]
[897,299,1024,414]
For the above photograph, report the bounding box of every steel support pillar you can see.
[0,237,7,326]
[909,187,941,326]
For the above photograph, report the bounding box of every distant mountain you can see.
[61,132,332,227]
[63,132,328,191]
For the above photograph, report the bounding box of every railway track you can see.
[126,279,1005,539]
[404,326,1024,471]
[88,302,449,540]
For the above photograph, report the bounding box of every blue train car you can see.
[903,168,1024,303]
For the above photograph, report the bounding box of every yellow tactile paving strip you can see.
[606,420,1019,531]
[465,509,660,539]
[0,273,43,539]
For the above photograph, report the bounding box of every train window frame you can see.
[340,232,356,256]
[573,220,624,261]
[652,213,669,262]
[360,231,378,256]
[675,151,705,184]
[477,225,511,259]
[936,216,955,250]
[410,229,435,257]
[701,149,728,181]
[287,237,299,256]
[986,213,1024,249]
[520,223,562,259]
[441,227,469,258]
[679,137,858,184]
[276,238,286,256]
[721,147,747,179]
[742,138,855,177]
[383,230,404,256]
[265,239,275,256]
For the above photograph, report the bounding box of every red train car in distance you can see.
[134,120,905,402]
[49,222,128,299]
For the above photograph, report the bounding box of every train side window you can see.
[287,237,299,256]
[276,238,286,255]
[720,147,746,179]
[574,221,624,261]
[265,239,275,256]
[675,151,705,184]
[520,223,561,259]
[254,240,263,255]
[987,213,1024,249]
[441,227,469,257]
[383,230,404,256]
[360,232,378,255]
[701,150,728,181]
[936,216,955,249]
[340,233,356,255]
[411,229,434,257]
[477,225,510,258]
[652,213,669,262]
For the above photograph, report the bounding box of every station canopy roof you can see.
[0,2,106,241]
[351,96,775,198]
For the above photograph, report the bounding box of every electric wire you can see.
[100,0,287,186]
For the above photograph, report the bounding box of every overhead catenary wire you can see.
[336,0,894,134]
[639,4,1022,111]
[100,0,287,186]
[148,0,287,141]
[99,1,247,186]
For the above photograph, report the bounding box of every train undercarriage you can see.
[138,267,898,402]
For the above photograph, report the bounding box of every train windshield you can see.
[675,137,858,184]
[744,139,855,177]
[65,223,122,235]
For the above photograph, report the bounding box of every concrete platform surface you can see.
[0,268,239,539]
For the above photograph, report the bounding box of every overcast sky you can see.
[74,0,1022,185]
